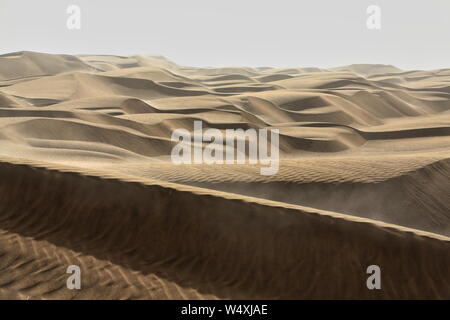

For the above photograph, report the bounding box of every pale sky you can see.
[1,0,449,70]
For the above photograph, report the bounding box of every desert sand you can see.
[0,51,449,299]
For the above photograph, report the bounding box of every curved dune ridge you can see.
[0,51,449,299]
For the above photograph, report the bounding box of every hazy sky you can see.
[1,0,449,69]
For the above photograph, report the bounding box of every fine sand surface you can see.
[0,51,449,299]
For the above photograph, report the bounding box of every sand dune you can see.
[0,52,449,299]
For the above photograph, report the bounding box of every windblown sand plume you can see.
[0,51,449,299]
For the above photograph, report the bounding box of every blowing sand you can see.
[0,51,449,299]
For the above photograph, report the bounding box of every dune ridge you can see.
[0,157,448,299]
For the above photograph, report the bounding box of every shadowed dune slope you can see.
[0,159,448,299]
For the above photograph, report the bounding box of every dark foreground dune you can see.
[0,51,449,299]
[0,159,449,299]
